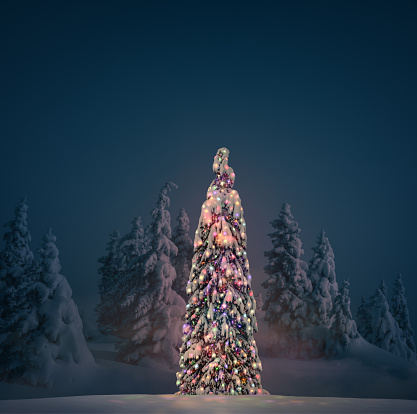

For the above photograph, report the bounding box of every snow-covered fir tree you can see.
[356,296,373,341]
[262,202,312,358]
[171,208,193,302]
[176,148,267,395]
[98,218,149,339]
[367,285,407,360]
[95,229,121,335]
[117,183,185,366]
[1,230,94,387]
[391,274,416,364]
[0,198,34,335]
[326,279,358,356]
[303,230,338,357]
[307,230,338,326]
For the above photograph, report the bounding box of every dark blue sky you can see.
[1,1,416,327]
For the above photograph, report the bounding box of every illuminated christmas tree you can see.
[176,148,267,395]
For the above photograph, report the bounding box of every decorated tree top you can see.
[176,147,267,395]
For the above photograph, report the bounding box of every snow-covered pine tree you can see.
[172,208,193,302]
[391,274,416,364]
[117,183,185,366]
[262,202,312,358]
[307,230,338,326]
[303,230,338,357]
[356,296,373,341]
[367,284,407,359]
[108,217,148,339]
[326,279,358,356]
[0,198,34,335]
[95,229,121,335]
[1,230,95,387]
[176,147,267,395]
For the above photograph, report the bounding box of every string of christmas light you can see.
[176,148,267,395]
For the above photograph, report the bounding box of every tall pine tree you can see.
[171,208,193,302]
[117,183,185,366]
[262,203,312,358]
[176,148,267,395]
[391,274,416,364]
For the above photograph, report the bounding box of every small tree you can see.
[262,202,312,358]
[391,274,416,364]
[367,285,407,359]
[171,208,193,302]
[356,296,373,341]
[326,279,358,356]
[95,229,121,335]
[0,198,34,335]
[117,183,185,366]
[307,230,338,326]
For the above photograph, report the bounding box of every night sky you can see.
[1,1,416,329]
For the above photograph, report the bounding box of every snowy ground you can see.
[1,315,417,412]
[1,394,417,414]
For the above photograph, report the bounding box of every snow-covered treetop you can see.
[37,229,61,275]
[308,230,336,288]
[2,197,34,267]
[267,202,304,259]
[149,182,178,258]
[379,280,388,298]
[174,208,191,234]
[211,147,235,189]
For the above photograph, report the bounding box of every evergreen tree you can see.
[176,148,267,395]
[262,202,312,358]
[95,229,121,335]
[356,296,373,341]
[172,208,193,302]
[1,230,94,386]
[326,279,359,356]
[0,198,34,335]
[367,285,407,359]
[117,183,185,366]
[391,274,416,364]
[307,230,338,326]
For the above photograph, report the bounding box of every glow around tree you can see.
[176,148,267,395]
